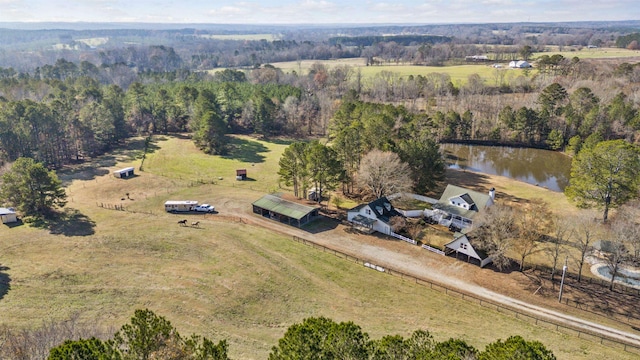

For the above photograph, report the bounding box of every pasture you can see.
[533,47,640,60]
[270,57,510,85]
[269,47,640,85]
[0,135,637,359]
[195,34,278,41]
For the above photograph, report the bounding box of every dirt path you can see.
[213,206,640,348]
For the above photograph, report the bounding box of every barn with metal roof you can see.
[252,193,319,227]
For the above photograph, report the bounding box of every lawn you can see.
[0,135,637,359]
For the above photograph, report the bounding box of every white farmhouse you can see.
[426,185,495,230]
[347,197,403,235]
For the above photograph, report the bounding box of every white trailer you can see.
[164,200,198,212]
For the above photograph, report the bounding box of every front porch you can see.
[350,215,376,234]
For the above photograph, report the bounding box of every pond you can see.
[441,143,572,192]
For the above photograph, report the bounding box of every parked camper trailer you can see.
[164,200,198,212]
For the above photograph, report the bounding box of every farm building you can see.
[0,207,17,224]
[113,167,135,178]
[508,60,532,68]
[252,193,319,227]
[444,232,493,268]
[236,169,247,180]
[347,197,403,235]
[164,200,198,212]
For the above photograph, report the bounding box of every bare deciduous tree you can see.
[389,215,407,234]
[546,214,573,282]
[356,150,413,199]
[605,219,632,291]
[474,204,518,271]
[571,210,602,282]
[616,200,640,263]
[514,199,553,272]
[601,204,640,290]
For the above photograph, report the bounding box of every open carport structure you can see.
[252,193,319,227]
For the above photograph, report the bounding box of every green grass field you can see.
[0,135,637,359]
[269,48,640,85]
[533,47,640,60]
[269,58,529,86]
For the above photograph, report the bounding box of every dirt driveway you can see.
[212,202,640,349]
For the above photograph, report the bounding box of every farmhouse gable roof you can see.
[433,184,493,220]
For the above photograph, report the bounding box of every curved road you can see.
[217,210,640,349]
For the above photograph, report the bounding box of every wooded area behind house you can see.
[1,21,639,169]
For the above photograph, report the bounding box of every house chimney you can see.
[489,188,495,201]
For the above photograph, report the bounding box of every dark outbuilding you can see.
[252,193,319,227]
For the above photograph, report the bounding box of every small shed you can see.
[444,233,493,268]
[113,167,135,178]
[236,169,247,180]
[164,200,198,212]
[252,194,319,227]
[0,207,17,224]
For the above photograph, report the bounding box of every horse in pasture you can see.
[177,219,187,226]
[191,221,200,228]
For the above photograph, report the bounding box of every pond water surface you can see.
[441,143,572,192]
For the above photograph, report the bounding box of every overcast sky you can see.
[0,0,638,24]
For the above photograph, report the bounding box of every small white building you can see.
[0,207,17,224]
[508,60,532,68]
[164,200,198,212]
[113,167,135,178]
[445,233,493,268]
[347,197,403,235]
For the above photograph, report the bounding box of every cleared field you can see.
[270,58,520,85]
[195,34,277,41]
[533,47,640,60]
[0,135,637,359]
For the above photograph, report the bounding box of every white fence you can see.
[391,231,445,256]
[422,244,445,256]
[390,231,417,245]
[398,209,425,218]
[388,192,437,204]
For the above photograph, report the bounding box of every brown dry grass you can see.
[0,135,637,359]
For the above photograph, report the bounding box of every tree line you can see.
[0,309,557,359]
[278,98,446,202]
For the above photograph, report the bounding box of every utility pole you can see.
[558,256,568,303]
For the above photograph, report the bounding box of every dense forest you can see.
[0,21,639,180]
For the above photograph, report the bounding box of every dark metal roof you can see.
[252,194,318,220]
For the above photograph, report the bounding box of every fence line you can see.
[421,244,445,256]
[529,263,640,325]
[96,202,156,216]
[390,231,417,245]
[290,235,640,355]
